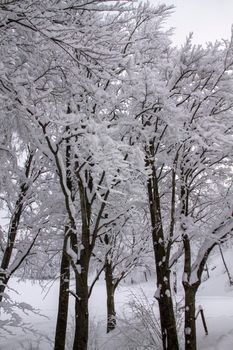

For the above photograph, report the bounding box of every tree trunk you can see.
[72,241,90,350]
[155,265,179,350]
[146,156,179,350]
[182,227,199,350]
[72,269,89,350]
[54,233,70,350]
[0,275,10,303]
[105,261,116,333]
[183,285,198,350]
[219,244,233,285]
[0,183,28,302]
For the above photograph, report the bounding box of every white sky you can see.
[151,0,233,45]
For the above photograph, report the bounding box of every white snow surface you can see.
[2,247,233,350]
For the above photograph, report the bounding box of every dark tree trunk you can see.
[105,261,116,333]
[183,285,198,350]
[146,156,179,350]
[54,233,70,350]
[0,275,10,303]
[71,167,94,350]
[155,261,179,350]
[71,149,109,349]
[0,189,26,302]
[72,268,89,350]
[54,132,73,350]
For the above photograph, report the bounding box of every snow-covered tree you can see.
[167,36,233,350]
[1,2,233,350]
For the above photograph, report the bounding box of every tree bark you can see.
[183,285,198,350]
[54,232,70,350]
[54,129,73,350]
[146,155,179,350]
[72,263,89,350]
[71,168,93,350]
[105,260,116,333]
[155,258,179,350]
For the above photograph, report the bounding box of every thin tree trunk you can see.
[54,231,70,350]
[219,244,233,285]
[0,153,33,302]
[105,261,116,333]
[183,233,198,350]
[183,286,198,350]
[54,130,72,350]
[0,200,23,302]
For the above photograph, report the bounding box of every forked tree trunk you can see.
[71,152,109,349]
[54,233,70,350]
[105,261,116,333]
[146,156,179,350]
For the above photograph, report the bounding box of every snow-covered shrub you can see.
[112,291,162,350]
[106,290,184,350]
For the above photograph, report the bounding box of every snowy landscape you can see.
[2,246,233,350]
[0,1,233,350]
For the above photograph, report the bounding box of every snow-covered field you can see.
[2,248,233,350]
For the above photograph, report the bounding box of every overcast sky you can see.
[151,0,233,45]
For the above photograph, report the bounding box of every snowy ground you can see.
[196,250,233,350]
[2,248,233,350]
